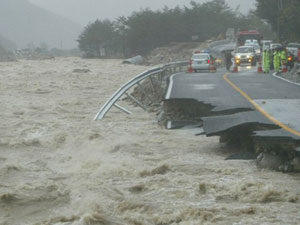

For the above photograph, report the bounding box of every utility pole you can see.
[277,0,283,41]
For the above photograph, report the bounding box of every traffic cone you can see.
[187,60,193,73]
[257,59,263,73]
[232,62,238,73]
[282,62,288,73]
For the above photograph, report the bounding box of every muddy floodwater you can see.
[0,57,300,225]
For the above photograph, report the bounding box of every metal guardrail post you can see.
[149,76,156,93]
[126,93,147,111]
[159,71,164,81]
[158,71,163,81]
[114,104,132,115]
[137,83,155,103]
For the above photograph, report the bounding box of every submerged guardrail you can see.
[94,61,189,121]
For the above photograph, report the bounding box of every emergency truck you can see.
[237,30,263,47]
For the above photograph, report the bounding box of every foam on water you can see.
[0,58,300,225]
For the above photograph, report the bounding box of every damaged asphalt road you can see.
[164,67,300,152]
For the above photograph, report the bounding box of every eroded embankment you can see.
[131,74,300,173]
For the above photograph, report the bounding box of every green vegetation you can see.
[77,0,273,57]
[78,20,117,57]
[255,0,300,41]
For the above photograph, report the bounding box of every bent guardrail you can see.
[208,39,230,49]
[94,61,188,121]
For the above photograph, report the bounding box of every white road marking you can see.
[272,72,300,86]
[165,74,177,99]
[190,84,215,90]
[166,121,172,129]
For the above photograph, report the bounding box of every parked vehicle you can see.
[270,43,282,51]
[287,50,296,69]
[287,43,300,62]
[286,47,298,61]
[236,30,262,47]
[287,43,300,49]
[246,43,261,58]
[261,40,272,50]
[234,46,256,66]
[190,51,216,72]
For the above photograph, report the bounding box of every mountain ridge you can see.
[0,0,82,49]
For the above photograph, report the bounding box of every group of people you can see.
[262,47,287,73]
[223,46,289,73]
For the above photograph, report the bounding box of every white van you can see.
[261,40,272,50]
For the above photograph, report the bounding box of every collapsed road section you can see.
[161,68,300,172]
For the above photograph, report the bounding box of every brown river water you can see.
[0,57,300,225]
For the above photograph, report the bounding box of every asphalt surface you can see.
[165,66,300,141]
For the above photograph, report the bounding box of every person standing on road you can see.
[263,49,270,73]
[280,47,287,70]
[273,49,280,73]
[269,49,272,70]
[270,49,274,70]
[224,51,232,71]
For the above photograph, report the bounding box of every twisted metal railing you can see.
[94,61,189,121]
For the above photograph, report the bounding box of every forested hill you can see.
[0,34,16,51]
[0,0,82,49]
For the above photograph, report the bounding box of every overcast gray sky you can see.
[29,0,256,26]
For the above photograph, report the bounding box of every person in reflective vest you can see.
[273,49,280,73]
[263,49,270,73]
[280,48,287,68]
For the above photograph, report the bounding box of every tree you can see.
[78,19,115,57]
[114,16,130,56]
[279,2,300,41]
[125,9,167,54]
[77,0,278,57]
[255,0,300,41]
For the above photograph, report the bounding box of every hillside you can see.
[0,34,16,51]
[0,0,82,49]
